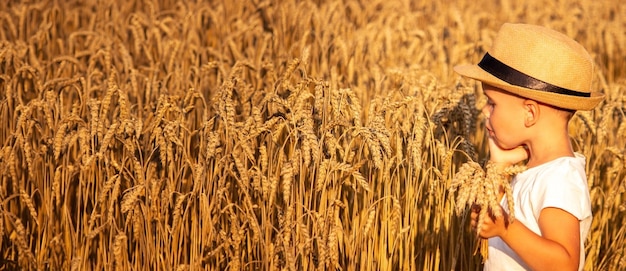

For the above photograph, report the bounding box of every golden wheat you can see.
[0,1,623,270]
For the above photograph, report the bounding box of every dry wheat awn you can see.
[449,161,526,260]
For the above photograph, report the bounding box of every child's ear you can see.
[523,100,539,127]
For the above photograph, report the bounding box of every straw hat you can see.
[454,23,604,111]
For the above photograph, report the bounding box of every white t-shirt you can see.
[484,153,592,271]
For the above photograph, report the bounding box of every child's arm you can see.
[473,206,581,271]
[473,137,581,271]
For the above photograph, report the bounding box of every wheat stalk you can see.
[449,161,526,260]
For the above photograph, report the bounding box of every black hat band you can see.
[478,53,591,97]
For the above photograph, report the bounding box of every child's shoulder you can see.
[517,153,587,185]
[530,153,585,173]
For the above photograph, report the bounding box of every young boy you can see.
[454,23,604,270]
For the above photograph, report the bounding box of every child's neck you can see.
[524,131,575,168]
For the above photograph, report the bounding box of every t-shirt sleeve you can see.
[533,162,592,221]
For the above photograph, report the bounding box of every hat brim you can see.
[454,64,604,111]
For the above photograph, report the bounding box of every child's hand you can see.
[487,136,529,166]
[470,204,510,238]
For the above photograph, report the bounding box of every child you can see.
[454,23,604,270]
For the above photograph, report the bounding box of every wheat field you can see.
[0,0,624,270]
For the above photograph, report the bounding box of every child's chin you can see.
[494,140,518,150]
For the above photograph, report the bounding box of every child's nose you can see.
[481,105,490,119]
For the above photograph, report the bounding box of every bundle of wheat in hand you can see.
[449,161,526,259]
